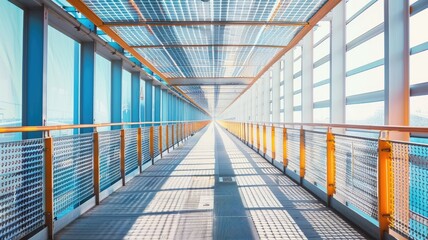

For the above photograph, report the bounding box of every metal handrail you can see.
[0,120,209,134]
[223,120,428,133]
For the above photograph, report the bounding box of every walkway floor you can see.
[57,123,367,239]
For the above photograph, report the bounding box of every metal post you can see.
[263,124,267,156]
[272,125,276,161]
[256,124,260,152]
[159,125,163,158]
[166,124,169,153]
[299,127,305,183]
[378,139,392,239]
[283,127,288,172]
[149,126,154,164]
[172,124,175,149]
[111,60,122,130]
[93,131,100,205]
[80,42,95,134]
[120,129,125,186]
[44,136,54,239]
[326,130,336,204]
[137,128,142,173]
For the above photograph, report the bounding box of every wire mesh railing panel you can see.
[286,129,300,173]
[266,126,272,158]
[390,141,428,239]
[142,127,151,164]
[335,135,378,221]
[153,127,160,158]
[0,139,45,240]
[53,133,93,219]
[125,128,138,174]
[304,131,327,190]
[274,127,283,164]
[162,125,167,151]
[99,130,121,191]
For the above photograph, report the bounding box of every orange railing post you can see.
[326,130,336,204]
[159,125,163,158]
[172,124,175,149]
[137,127,142,173]
[299,127,305,183]
[272,125,276,161]
[149,126,154,164]
[44,136,54,239]
[263,124,267,156]
[378,138,392,239]
[256,124,260,152]
[166,124,169,153]
[283,127,287,172]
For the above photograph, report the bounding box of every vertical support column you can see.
[44,136,54,239]
[145,80,153,122]
[326,130,336,205]
[302,31,314,123]
[331,1,346,126]
[120,129,125,186]
[23,7,47,139]
[137,128,142,173]
[299,128,305,183]
[384,0,410,141]
[93,131,100,204]
[272,125,276,161]
[131,72,141,126]
[283,127,288,172]
[284,52,294,123]
[80,42,95,134]
[378,139,392,239]
[111,60,122,130]
[154,85,161,123]
[272,62,281,122]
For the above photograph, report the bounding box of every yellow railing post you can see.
[159,125,163,158]
[326,130,336,203]
[149,126,154,164]
[299,127,305,182]
[272,125,276,160]
[172,124,175,149]
[44,136,54,239]
[378,138,392,239]
[250,124,254,148]
[283,127,288,172]
[93,131,100,204]
[137,128,142,173]
[263,124,267,156]
[243,123,247,144]
[166,124,169,153]
[120,129,126,186]
[256,124,260,152]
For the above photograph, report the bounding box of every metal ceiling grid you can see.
[71,0,333,115]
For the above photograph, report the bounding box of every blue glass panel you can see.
[0,1,23,142]
[94,54,111,131]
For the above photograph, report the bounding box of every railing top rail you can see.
[0,120,210,134]
[220,120,428,133]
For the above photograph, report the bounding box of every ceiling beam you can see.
[105,21,308,27]
[221,0,342,115]
[133,44,286,49]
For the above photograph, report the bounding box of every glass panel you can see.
[293,46,302,59]
[293,93,301,107]
[0,1,23,142]
[410,95,428,126]
[346,101,384,125]
[346,0,384,43]
[314,21,330,43]
[410,8,428,49]
[313,107,330,123]
[346,0,373,21]
[293,111,302,123]
[346,65,384,96]
[410,50,428,85]
[47,26,79,136]
[346,33,384,71]
[293,76,301,91]
[314,61,330,84]
[94,54,111,131]
[122,69,132,125]
[293,58,302,74]
[313,38,330,62]
[314,84,330,102]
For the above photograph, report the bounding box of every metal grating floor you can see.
[56,123,367,240]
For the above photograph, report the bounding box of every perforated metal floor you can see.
[56,123,367,240]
